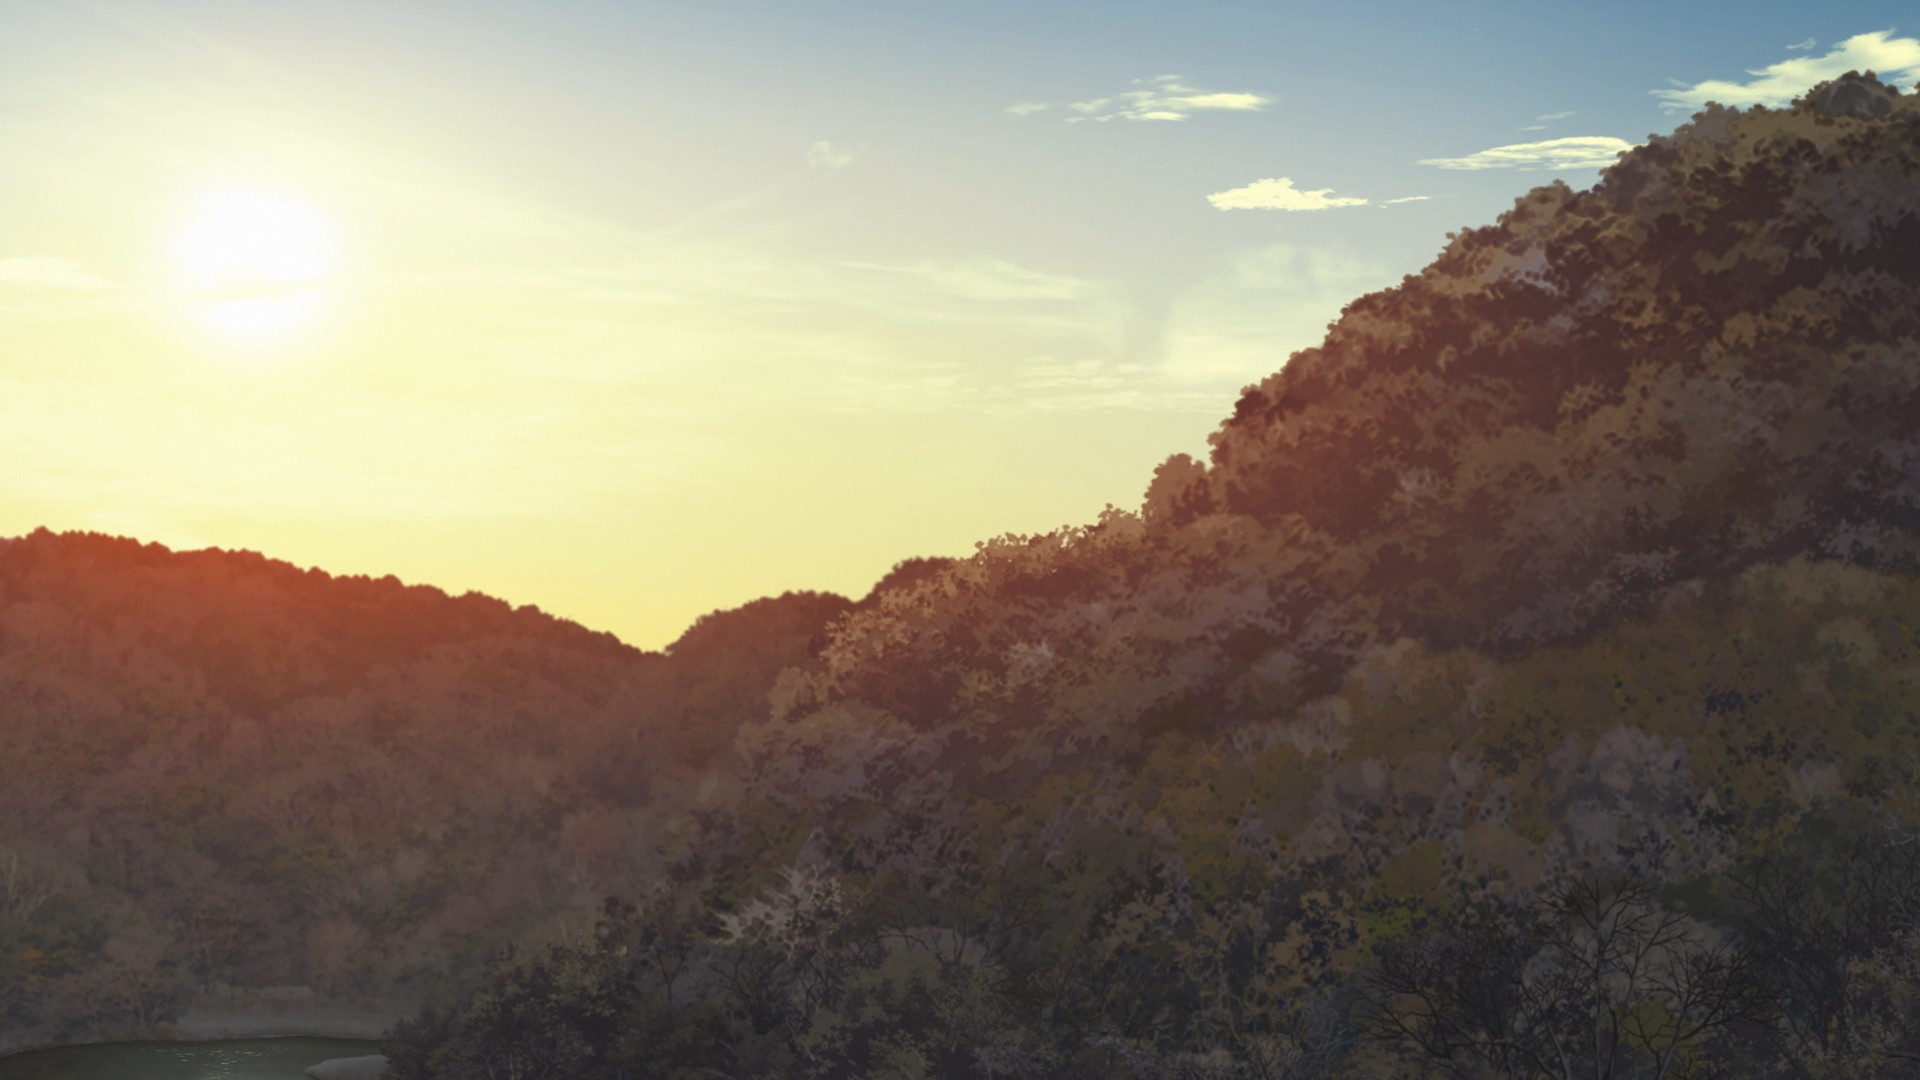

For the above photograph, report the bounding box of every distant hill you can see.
[6,73,1920,1077]
[0,529,854,1053]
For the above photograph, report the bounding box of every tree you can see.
[386,940,639,1080]
[1728,827,1920,1077]
[1361,874,1775,1079]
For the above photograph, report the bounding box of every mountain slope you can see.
[758,72,1920,787]
[0,530,853,1052]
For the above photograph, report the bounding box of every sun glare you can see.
[171,188,343,340]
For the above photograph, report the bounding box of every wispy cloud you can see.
[0,255,113,290]
[1652,30,1920,111]
[1381,195,1431,205]
[1418,136,1637,171]
[0,376,677,521]
[978,356,1227,414]
[1159,242,1399,385]
[806,139,861,172]
[840,258,1095,301]
[1520,109,1576,131]
[1012,74,1272,123]
[1207,177,1369,211]
[1786,37,1817,51]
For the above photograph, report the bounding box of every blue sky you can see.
[3,1,1918,647]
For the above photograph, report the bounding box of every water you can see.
[0,1038,382,1080]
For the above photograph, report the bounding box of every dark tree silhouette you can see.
[1361,875,1775,1079]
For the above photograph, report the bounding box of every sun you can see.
[171,187,343,339]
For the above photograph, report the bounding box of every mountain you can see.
[6,72,1920,1077]
[766,70,1920,782]
[0,530,852,1052]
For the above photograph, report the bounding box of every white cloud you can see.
[1418,136,1637,171]
[1652,30,1920,112]
[1207,177,1369,211]
[1536,110,1577,121]
[1787,37,1817,50]
[1174,91,1267,111]
[1381,195,1432,205]
[0,255,112,289]
[806,140,861,172]
[1018,74,1273,123]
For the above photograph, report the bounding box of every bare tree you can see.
[1729,830,1920,1078]
[1361,875,1775,1079]
[0,846,58,922]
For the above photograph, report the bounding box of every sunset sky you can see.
[5,1,1919,650]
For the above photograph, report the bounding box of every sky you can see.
[4,1,1919,651]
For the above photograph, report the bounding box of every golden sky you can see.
[6,3,1914,648]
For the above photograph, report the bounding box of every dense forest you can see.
[4,71,1920,1077]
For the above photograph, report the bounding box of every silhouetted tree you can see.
[1361,875,1775,1079]
[1727,827,1920,1077]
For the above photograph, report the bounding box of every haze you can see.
[3,1,1917,648]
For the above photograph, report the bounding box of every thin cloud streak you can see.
[1521,110,1576,131]
[1013,74,1272,123]
[0,256,114,290]
[1419,136,1637,171]
[0,377,686,521]
[839,258,1097,302]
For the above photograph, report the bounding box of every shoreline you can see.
[0,988,409,1059]
[0,1028,388,1060]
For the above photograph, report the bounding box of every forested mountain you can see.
[6,72,1920,1077]
[0,530,852,1052]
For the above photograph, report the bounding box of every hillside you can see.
[387,72,1920,1078]
[767,72,1920,776]
[3,72,1920,1077]
[0,529,855,1053]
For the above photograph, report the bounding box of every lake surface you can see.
[0,1038,383,1080]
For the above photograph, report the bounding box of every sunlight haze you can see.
[170,186,344,339]
[4,0,1916,649]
